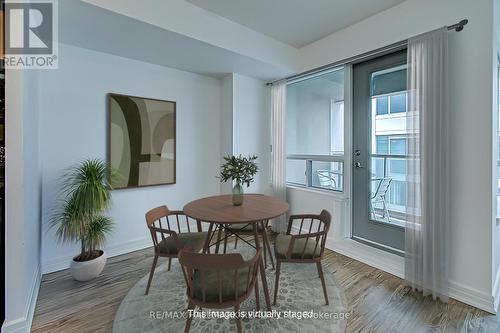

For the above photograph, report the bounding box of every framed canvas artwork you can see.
[108,93,176,189]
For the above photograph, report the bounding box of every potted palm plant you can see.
[219,154,258,206]
[50,159,116,281]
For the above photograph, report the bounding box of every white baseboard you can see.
[326,238,496,314]
[326,238,404,278]
[448,280,495,314]
[492,265,500,312]
[42,236,152,274]
[2,263,41,333]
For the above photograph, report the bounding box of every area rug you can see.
[113,245,348,333]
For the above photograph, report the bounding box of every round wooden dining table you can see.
[183,194,289,310]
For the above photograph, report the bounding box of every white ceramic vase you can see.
[70,250,107,281]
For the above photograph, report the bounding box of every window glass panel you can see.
[372,66,407,96]
[387,180,407,208]
[286,68,345,192]
[389,158,406,175]
[330,101,344,154]
[376,135,389,154]
[312,161,343,191]
[389,137,406,155]
[285,159,306,185]
[286,68,345,155]
[375,96,388,115]
[370,64,410,226]
[390,93,406,113]
[370,157,385,198]
[371,157,385,178]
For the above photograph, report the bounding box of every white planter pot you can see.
[70,250,107,281]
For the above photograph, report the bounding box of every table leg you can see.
[202,222,214,254]
[253,223,271,310]
[215,225,222,254]
[260,220,275,270]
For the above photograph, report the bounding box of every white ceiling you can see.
[61,1,295,80]
[186,0,406,48]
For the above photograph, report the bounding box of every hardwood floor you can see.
[32,244,500,333]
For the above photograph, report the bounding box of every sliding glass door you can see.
[352,50,408,254]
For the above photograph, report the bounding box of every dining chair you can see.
[221,220,275,269]
[144,205,208,295]
[178,248,262,333]
[273,209,332,305]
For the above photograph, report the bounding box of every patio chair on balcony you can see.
[317,170,337,189]
[370,177,392,222]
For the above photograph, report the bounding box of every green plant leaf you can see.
[49,158,118,257]
[218,154,259,187]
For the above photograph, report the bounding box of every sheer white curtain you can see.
[405,27,449,301]
[271,81,287,233]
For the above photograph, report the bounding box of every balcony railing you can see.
[371,153,417,224]
[286,154,344,192]
[285,153,417,224]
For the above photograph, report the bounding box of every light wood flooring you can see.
[31,242,500,333]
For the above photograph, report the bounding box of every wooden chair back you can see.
[285,209,332,260]
[178,249,262,307]
[145,205,202,252]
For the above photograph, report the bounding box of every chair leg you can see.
[316,261,329,305]
[273,260,281,305]
[254,278,260,311]
[265,238,275,269]
[263,235,268,268]
[184,301,195,333]
[145,255,158,295]
[234,304,242,333]
[167,257,172,271]
[234,235,238,249]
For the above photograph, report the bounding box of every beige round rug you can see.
[113,245,348,333]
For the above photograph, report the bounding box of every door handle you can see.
[354,162,364,169]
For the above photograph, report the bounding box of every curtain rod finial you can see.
[455,19,468,31]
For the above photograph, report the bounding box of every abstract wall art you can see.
[108,93,176,188]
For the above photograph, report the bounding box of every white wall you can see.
[232,74,271,194]
[491,0,500,309]
[3,69,42,332]
[286,187,348,240]
[220,74,234,194]
[217,73,271,195]
[39,44,223,273]
[295,0,497,311]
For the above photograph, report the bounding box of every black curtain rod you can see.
[266,19,468,86]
